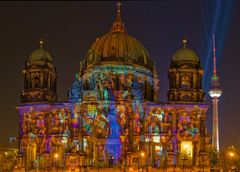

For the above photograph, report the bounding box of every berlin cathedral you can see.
[15,2,211,172]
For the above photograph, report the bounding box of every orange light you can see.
[141,152,145,157]
[54,153,59,158]
[229,152,235,158]
[155,146,161,152]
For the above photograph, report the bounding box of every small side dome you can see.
[172,37,199,62]
[28,40,52,62]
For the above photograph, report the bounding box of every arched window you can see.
[180,74,190,89]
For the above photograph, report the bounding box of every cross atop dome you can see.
[111,1,126,32]
[116,1,121,21]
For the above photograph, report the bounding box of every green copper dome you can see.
[172,38,199,62]
[172,48,199,62]
[28,40,52,62]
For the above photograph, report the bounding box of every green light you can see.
[213,75,218,81]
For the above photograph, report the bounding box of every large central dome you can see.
[82,3,154,72]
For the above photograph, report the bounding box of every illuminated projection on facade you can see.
[16,2,211,172]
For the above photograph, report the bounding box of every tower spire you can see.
[209,34,222,152]
[213,34,217,76]
[111,0,125,32]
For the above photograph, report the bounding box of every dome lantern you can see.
[182,36,187,48]
[39,39,44,48]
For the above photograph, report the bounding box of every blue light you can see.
[201,0,236,90]
[106,103,122,162]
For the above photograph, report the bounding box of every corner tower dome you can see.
[28,40,53,62]
[21,39,57,103]
[83,2,154,72]
[168,37,204,103]
[172,38,199,62]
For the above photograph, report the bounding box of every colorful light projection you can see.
[146,107,172,136]
[106,103,121,161]
[19,106,75,168]
[21,107,73,154]
[145,106,202,166]
[76,65,151,160]
[178,110,199,140]
[19,55,206,169]
[80,65,156,100]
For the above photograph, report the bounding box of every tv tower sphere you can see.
[209,83,222,98]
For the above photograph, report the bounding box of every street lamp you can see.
[54,153,59,171]
[140,151,145,172]
[229,152,235,171]
[229,152,235,159]
[141,152,145,158]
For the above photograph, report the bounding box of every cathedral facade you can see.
[15,3,210,172]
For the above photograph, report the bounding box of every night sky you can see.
[0,1,239,149]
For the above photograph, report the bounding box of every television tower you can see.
[208,34,222,152]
